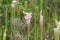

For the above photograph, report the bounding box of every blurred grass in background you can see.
[0,0,60,40]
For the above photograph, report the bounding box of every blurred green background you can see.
[0,0,60,40]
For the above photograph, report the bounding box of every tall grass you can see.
[0,0,60,40]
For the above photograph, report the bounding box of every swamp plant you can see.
[0,0,60,40]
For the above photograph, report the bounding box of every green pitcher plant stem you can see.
[3,6,8,40]
[40,0,43,40]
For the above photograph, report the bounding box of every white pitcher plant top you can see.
[23,11,32,26]
[11,0,17,9]
[39,10,43,25]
